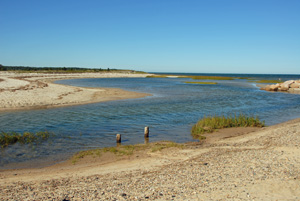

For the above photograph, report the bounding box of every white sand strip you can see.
[0,72,152,111]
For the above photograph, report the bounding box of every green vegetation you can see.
[150,141,184,152]
[0,131,54,148]
[71,145,138,164]
[235,77,250,80]
[71,141,184,164]
[248,80,283,84]
[133,71,148,74]
[191,114,265,139]
[182,75,234,80]
[0,65,146,74]
[184,81,217,85]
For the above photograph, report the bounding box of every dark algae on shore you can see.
[71,141,184,164]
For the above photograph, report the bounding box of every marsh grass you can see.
[133,71,148,74]
[71,141,184,164]
[235,77,249,80]
[0,131,54,148]
[150,141,184,152]
[191,114,265,139]
[184,81,217,85]
[183,75,234,80]
[248,80,283,84]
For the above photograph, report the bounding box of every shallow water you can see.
[1,74,300,169]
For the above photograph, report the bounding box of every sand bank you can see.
[0,72,152,111]
[1,119,300,200]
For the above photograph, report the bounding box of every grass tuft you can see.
[71,144,144,164]
[151,141,184,152]
[0,131,54,148]
[71,142,184,164]
[191,114,265,139]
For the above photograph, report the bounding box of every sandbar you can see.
[0,72,153,111]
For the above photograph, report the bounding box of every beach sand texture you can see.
[0,72,152,111]
[1,119,300,200]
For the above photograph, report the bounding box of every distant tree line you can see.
[0,64,117,72]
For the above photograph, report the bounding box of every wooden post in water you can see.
[144,137,149,144]
[144,126,149,138]
[116,134,121,144]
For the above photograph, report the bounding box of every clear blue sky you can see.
[1,0,299,74]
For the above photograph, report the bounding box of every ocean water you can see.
[1,73,300,169]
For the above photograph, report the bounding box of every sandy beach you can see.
[0,72,152,111]
[1,118,300,200]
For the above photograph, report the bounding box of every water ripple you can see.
[1,75,300,168]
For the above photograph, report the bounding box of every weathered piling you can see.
[116,134,121,143]
[144,126,149,138]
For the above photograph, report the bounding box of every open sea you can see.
[1,73,300,169]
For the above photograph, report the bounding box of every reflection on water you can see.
[1,74,300,169]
